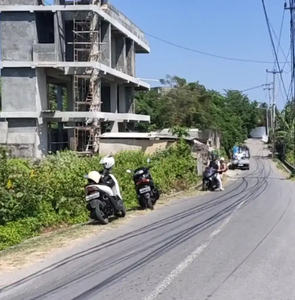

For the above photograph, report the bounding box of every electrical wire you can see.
[239,84,266,93]
[269,11,291,69]
[261,0,289,102]
[144,32,287,64]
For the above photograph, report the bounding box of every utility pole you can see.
[263,83,273,136]
[285,0,295,174]
[266,69,283,157]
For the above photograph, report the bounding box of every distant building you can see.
[151,86,173,95]
[0,0,150,158]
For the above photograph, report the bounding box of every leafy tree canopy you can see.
[135,75,264,155]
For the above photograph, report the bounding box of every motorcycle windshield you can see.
[204,168,215,178]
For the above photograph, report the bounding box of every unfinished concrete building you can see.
[0,0,150,158]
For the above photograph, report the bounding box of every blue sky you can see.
[46,0,290,109]
[109,0,291,109]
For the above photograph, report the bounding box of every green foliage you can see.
[275,100,295,164]
[135,75,263,155]
[0,144,198,250]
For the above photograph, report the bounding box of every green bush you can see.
[0,141,199,250]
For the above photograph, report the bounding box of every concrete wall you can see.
[33,44,56,62]
[1,68,37,112]
[0,68,48,158]
[1,12,37,61]
[99,139,174,155]
[0,122,8,144]
[250,126,266,139]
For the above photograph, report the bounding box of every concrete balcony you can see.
[33,43,56,62]
[103,3,149,53]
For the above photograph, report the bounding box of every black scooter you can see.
[202,167,219,191]
[127,158,160,209]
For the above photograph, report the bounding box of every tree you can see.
[135,75,263,156]
[0,79,2,112]
[275,100,295,164]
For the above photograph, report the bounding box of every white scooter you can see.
[84,156,126,224]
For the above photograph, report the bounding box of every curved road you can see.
[1,139,294,300]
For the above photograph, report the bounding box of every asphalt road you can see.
[1,139,294,300]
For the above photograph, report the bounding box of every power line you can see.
[239,84,266,92]
[261,0,289,101]
[269,10,291,69]
[144,32,287,65]
[275,9,285,64]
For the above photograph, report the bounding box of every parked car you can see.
[231,145,250,170]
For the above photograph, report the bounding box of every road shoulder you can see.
[0,169,240,283]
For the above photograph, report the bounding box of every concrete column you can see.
[111,35,116,69]
[118,85,126,113]
[101,21,111,66]
[35,68,48,158]
[54,11,65,61]
[126,39,135,76]
[67,79,75,149]
[125,86,134,113]
[115,36,126,73]
[56,86,63,147]
[110,82,118,132]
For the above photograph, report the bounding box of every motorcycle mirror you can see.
[147,158,151,163]
[126,170,132,173]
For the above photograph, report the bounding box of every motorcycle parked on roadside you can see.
[202,166,219,191]
[84,156,126,224]
[126,158,160,210]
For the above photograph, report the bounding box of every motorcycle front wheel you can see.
[115,201,126,218]
[202,180,209,191]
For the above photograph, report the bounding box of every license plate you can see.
[238,163,243,167]
[139,186,151,194]
[85,192,100,201]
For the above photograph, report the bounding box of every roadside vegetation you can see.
[0,75,264,251]
[275,100,295,166]
[0,140,197,251]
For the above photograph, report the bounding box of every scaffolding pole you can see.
[72,7,102,154]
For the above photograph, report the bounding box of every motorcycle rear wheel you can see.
[147,197,154,210]
[202,181,209,191]
[90,201,109,225]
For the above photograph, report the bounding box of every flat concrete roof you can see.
[0,4,150,53]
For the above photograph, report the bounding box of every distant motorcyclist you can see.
[219,157,227,181]
[207,154,224,191]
